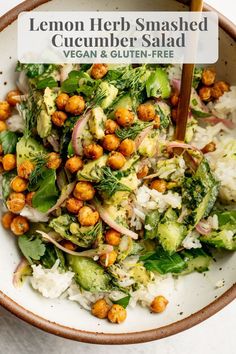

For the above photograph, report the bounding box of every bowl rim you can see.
[0,0,235,345]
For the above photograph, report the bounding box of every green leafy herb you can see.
[112,294,131,308]
[36,77,58,89]
[16,63,47,78]
[95,167,131,198]
[182,177,207,210]
[156,105,170,129]
[21,93,41,138]
[140,247,186,274]
[32,169,59,212]
[28,153,48,190]
[0,131,18,154]
[115,122,151,140]
[191,108,212,118]
[2,171,16,201]
[18,235,46,264]
[40,243,66,269]
[192,67,203,89]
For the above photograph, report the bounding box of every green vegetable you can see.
[99,81,118,109]
[67,255,111,292]
[109,93,133,118]
[115,121,151,140]
[144,210,160,239]
[192,67,203,89]
[146,68,171,99]
[112,295,131,308]
[0,131,18,154]
[77,155,108,182]
[179,249,211,274]
[50,214,102,248]
[40,244,66,269]
[32,169,59,212]
[61,71,90,93]
[16,136,46,166]
[36,77,58,89]
[20,94,41,138]
[155,105,170,129]
[200,230,236,251]
[141,247,186,274]
[18,235,46,264]
[191,109,212,118]
[28,154,48,191]
[214,210,236,229]
[157,209,187,254]
[37,104,52,138]
[16,63,48,78]
[2,171,16,201]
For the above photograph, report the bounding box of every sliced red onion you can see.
[47,135,60,152]
[201,116,234,129]
[72,111,91,156]
[93,200,138,240]
[37,230,113,257]
[167,141,201,152]
[196,220,212,235]
[47,182,76,214]
[135,125,153,149]
[13,258,32,288]
[171,79,181,92]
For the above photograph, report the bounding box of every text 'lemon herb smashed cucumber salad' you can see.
[0,62,236,323]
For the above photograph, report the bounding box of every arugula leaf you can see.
[141,248,186,274]
[191,109,212,118]
[32,169,59,212]
[36,77,58,89]
[18,235,46,264]
[0,131,18,154]
[112,295,131,308]
[2,171,16,201]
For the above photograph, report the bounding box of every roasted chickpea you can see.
[6,89,21,106]
[0,121,7,132]
[6,192,25,213]
[150,179,167,193]
[153,115,161,129]
[1,212,15,229]
[100,250,117,267]
[107,151,126,170]
[73,181,95,201]
[56,93,69,110]
[83,143,103,160]
[103,134,120,152]
[11,176,28,192]
[216,81,230,93]
[2,154,16,171]
[105,229,121,246]
[0,101,11,121]
[170,94,179,107]
[17,160,34,179]
[105,119,119,134]
[10,216,29,236]
[137,165,149,179]
[201,68,216,86]
[171,108,178,123]
[211,81,230,99]
[107,304,127,324]
[118,138,135,157]
[201,141,216,154]
[65,95,85,115]
[199,86,211,102]
[91,299,110,319]
[137,103,156,122]
[78,206,99,226]
[66,197,83,214]
[26,192,35,207]
[91,64,108,79]
[115,108,134,127]
[51,111,68,127]
[65,156,83,173]
[60,240,77,251]
[46,152,62,170]
[150,295,169,313]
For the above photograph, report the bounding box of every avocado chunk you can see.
[77,155,108,182]
[157,209,187,254]
[180,249,211,275]
[109,93,133,118]
[89,106,107,140]
[99,81,118,109]
[37,105,52,138]
[16,136,46,166]
[67,255,111,292]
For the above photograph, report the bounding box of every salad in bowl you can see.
[0,62,235,324]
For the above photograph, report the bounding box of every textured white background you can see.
[0,1,235,353]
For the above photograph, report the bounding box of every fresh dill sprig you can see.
[21,91,41,138]
[95,166,132,198]
[28,153,48,190]
[115,122,151,140]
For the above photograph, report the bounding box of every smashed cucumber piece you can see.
[146,68,171,99]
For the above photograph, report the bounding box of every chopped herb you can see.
[115,122,151,140]
[191,108,212,118]
[18,234,46,264]
[0,131,18,154]
[112,294,131,308]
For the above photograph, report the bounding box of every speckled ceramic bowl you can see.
[0,0,235,344]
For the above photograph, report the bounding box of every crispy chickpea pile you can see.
[198,68,230,101]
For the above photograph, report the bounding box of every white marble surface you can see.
[0,1,235,353]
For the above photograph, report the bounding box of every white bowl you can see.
[0,0,235,344]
